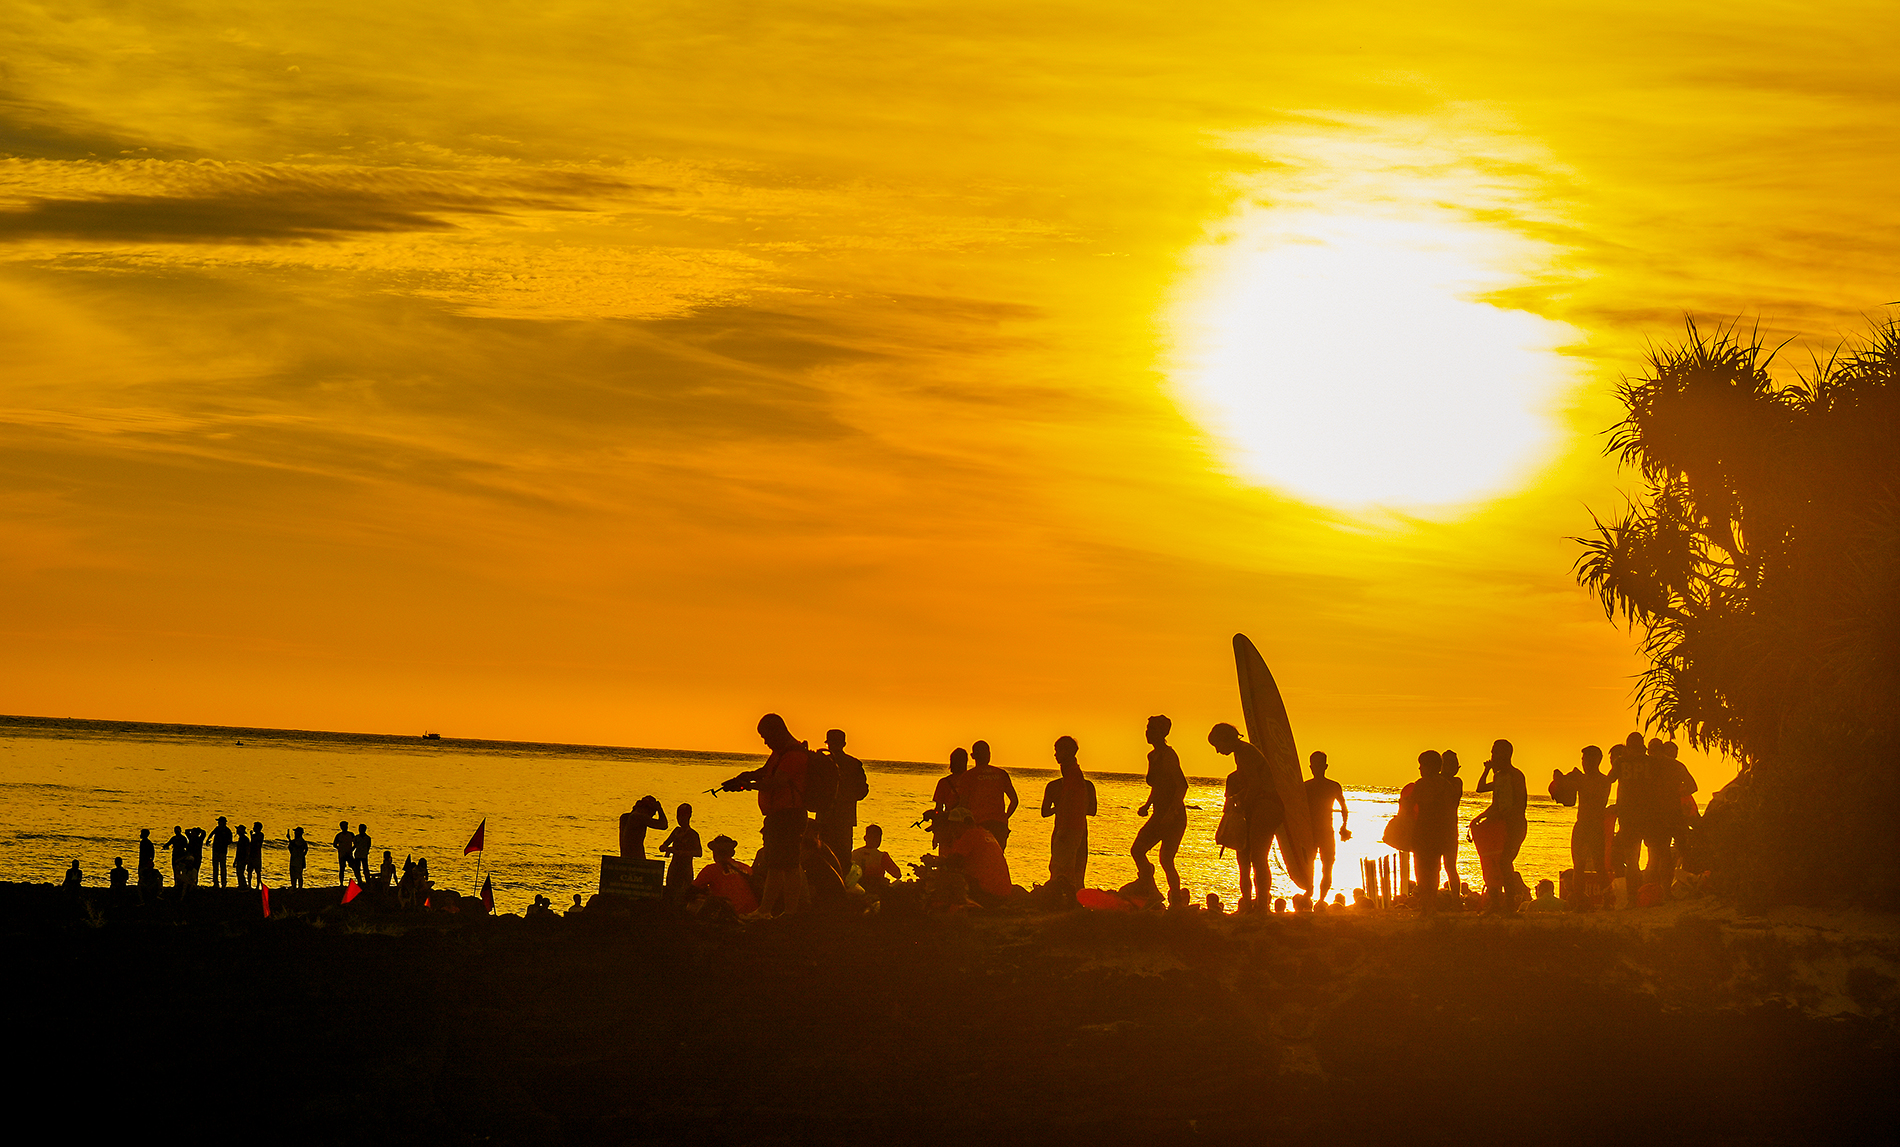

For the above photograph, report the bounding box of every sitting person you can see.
[941,807,1013,906]
[62,860,82,890]
[849,824,903,898]
[1527,878,1566,912]
[377,850,397,888]
[109,858,129,892]
[693,835,760,916]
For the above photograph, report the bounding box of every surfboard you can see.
[1233,633,1316,892]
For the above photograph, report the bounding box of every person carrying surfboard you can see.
[1131,715,1189,906]
[1208,722,1283,913]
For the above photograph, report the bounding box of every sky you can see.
[2,1,1896,786]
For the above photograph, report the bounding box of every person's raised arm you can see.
[1003,774,1019,818]
[1476,764,1497,794]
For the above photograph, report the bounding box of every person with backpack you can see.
[817,728,869,867]
[717,713,815,916]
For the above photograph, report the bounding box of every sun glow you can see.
[1172,118,1583,511]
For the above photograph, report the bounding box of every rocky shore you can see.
[12,883,1896,1145]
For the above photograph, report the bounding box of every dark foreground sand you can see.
[12,884,1897,1145]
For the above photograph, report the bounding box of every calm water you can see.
[0,718,1577,908]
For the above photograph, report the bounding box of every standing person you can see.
[1609,733,1651,907]
[1131,715,1188,904]
[850,825,902,897]
[1550,745,1614,908]
[1639,740,1698,899]
[618,796,668,859]
[351,825,372,884]
[934,748,968,810]
[138,828,159,887]
[209,817,234,889]
[957,741,1020,851]
[717,713,814,917]
[1208,722,1282,913]
[184,826,207,889]
[163,827,190,889]
[249,822,266,886]
[1040,736,1097,891]
[658,804,703,899]
[331,822,355,887]
[1305,752,1350,903]
[286,827,311,889]
[233,825,252,889]
[1411,752,1454,915]
[1441,750,1465,887]
[818,729,869,868]
[1472,739,1528,913]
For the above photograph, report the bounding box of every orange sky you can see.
[3,2,1895,785]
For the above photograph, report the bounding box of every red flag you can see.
[260,882,271,918]
[464,819,486,855]
[480,875,494,913]
[342,880,362,904]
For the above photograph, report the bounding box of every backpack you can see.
[837,754,869,803]
[802,748,838,815]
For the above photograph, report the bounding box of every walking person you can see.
[1131,715,1188,905]
[1040,736,1097,892]
[1305,751,1350,903]
[1209,722,1283,913]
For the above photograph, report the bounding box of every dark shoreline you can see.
[13,882,1897,1145]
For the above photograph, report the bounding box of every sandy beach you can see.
[15,883,1896,1144]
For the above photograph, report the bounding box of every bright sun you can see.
[1172,118,1582,511]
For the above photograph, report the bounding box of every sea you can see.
[0,716,1580,908]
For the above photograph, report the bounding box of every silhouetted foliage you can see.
[1577,316,1900,902]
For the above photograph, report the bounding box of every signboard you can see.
[599,855,666,900]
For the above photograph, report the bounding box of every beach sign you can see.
[598,856,666,900]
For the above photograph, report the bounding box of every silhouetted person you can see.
[110,858,128,892]
[1132,715,1188,903]
[618,795,668,859]
[1441,750,1465,885]
[63,859,82,890]
[378,850,397,887]
[818,728,869,867]
[1040,735,1097,891]
[1527,878,1565,913]
[1473,739,1528,912]
[163,827,189,889]
[692,834,759,916]
[1551,745,1613,907]
[801,818,848,908]
[1305,751,1350,902]
[184,826,207,889]
[331,822,355,886]
[659,804,703,898]
[138,828,158,885]
[850,825,901,897]
[286,828,310,889]
[1209,722,1281,912]
[233,825,251,889]
[957,740,1019,851]
[933,747,968,810]
[209,817,233,888]
[249,821,266,886]
[1411,751,1455,915]
[718,713,814,917]
[351,824,371,883]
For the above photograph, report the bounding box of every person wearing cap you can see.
[693,834,760,915]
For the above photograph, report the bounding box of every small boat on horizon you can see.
[421,732,442,740]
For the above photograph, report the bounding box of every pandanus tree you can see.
[1576,316,1900,902]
